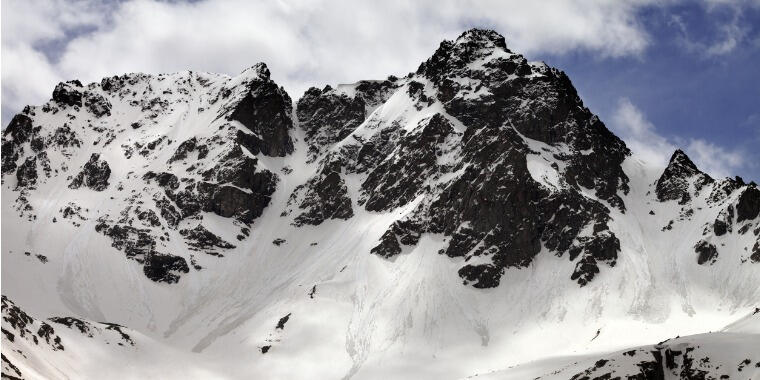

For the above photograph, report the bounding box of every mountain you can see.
[2,29,759,380]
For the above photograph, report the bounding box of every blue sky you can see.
[2,0,758,180]
[543,2,760,181]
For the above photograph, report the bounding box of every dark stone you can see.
[15,156,38,188]
[36,323,64,350]
[180,224,235,253]
[49,317,92,336]
[143,171,179,190]
[84,92,112,117]
[695,240,718,265]
[168,137,208,163]
[69,153,110,191]
[95,219,189,283]
[226,64,294,157]
[275,313,291,330]
[2,114,35,174]
[656,150,713,204]
[361,113,457,211]
[297,87,366,161]
[370,220,421,258]
[143,252,189,284]
[285,155,353,226]
[713,219,728,236]
[736,186,760,223]
[51,124,82,148]
[155,197,182,227]
[52,81,83,107]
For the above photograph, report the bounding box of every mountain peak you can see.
[453,28,508,50]
[656,149,713,203]
[668,149,699,173]
[239,62,270,81]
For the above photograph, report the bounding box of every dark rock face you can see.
[736,186,760,223]
[713,219,728,236]
[275,313,291,330]
[656,150,713,204]
[15,156,38,188]
[189,146,278,223]
[52,80,83,107]
[143,171,179,190]
[50,316,135,346]
[418,28,630,210]
[143,253,190,284]
[283,155,353,226]
[369,220,421,259]
[358,62,620,287]
[69,153,111,191]
[84,92,112,117]
[297,87,366,161]
[2,114,34,174]
[226,63,294,157]
[180,224,235,254]
[168,137,208,163]
[95,219,189,283]
[2,296,64,351]
[360,113,459,211]
[694,240,718,265]
[319,29,627,288]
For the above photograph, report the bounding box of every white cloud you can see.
[3,0,658,124]
[671,2,750,57]
[611,98,746,178]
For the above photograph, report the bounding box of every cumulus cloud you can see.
[612,98,676,167]
[611,98,746,178]
[2,0,657,124]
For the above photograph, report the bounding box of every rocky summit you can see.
[2,29,759,380]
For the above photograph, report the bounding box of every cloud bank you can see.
[2,0,655,117]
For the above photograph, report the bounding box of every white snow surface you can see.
[1,64,759,380]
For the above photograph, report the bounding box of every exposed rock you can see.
[2,114,34,174]
[95,219,189,283]
[2,296,64,351]
[226,63,294,157]
[695,240,718,265]
[275,313,291,330]
[736,186,760,223]
[51,124,82,148]
[84,92,112,117]
[361,113,459,211]
[69,153,111,191]
[143,171,179,190]
[180,224,235,254]
[15,156,38,188]
[283,155,353,226]
[143,253,190,284]
[168,137,208,163]
[656,150,713,204]
[52,80,83,107]
[297,86,366,161]
[714,219,728,236]
[186,147,278,224]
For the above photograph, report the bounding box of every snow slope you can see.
[2,29,759,379]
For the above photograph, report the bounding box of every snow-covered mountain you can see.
[2,29,759,380]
